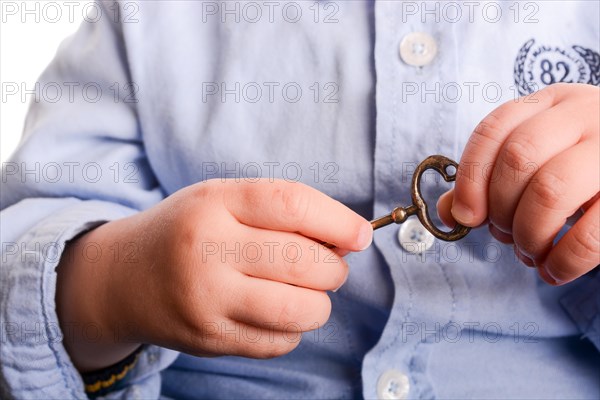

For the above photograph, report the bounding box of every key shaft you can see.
[370,205,417,230]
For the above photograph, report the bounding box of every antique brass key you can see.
[322,155,471,249]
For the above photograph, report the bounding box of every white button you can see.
[398,218,435,254]
[399,32,438,67]
[377,369,410,400]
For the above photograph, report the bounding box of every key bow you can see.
[409,155,471,241]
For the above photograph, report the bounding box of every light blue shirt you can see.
[1,1,599,398]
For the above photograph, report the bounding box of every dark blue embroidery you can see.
[514,38,600,96]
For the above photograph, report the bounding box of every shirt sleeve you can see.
[0,1,178,397]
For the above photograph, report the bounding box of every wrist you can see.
[56,218,142,372]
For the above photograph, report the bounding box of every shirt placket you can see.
[363,2,469,399]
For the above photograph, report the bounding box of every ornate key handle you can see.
[321,155,471,249]
[370,155,471,241]
[411,155,471,241]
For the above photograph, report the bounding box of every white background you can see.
[1,1,84,162]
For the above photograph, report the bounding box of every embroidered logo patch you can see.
[514,38,600,96]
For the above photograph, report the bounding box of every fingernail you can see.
[543,263,565,286]
[357,222,373,251]
[538,265,560,286]
[436,191,456,229]
[451,201,474,226]
[514,246,535,267]
[332,272,349,293]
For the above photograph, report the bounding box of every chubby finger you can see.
[335,248,352,257]
[488,100,587,232]
[514,245,535,267]
[438,189,490,229]
[542,199,600,285]
[513,141,600,263]
[490,224,514,244]
[226,274,332,331]
[225,226,348,291]
[437,189,456,229]
[453,86,558,226]
[223,180,372,251]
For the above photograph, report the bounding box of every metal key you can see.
[322,155,471,249]
[370,154,471,241]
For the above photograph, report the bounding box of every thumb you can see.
[436,189,457,229]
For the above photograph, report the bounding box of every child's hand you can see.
[57,179,372,371]
[438,83,599,285]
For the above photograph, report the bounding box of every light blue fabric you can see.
[1,1,598,398]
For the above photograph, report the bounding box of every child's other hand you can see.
[58,179,372,370]
[438,83,599,285]
[130,179,372,356]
